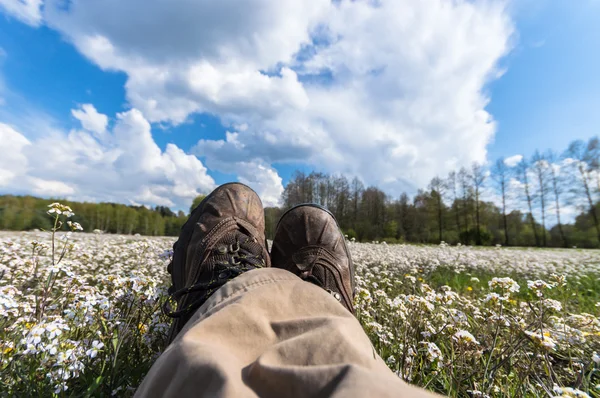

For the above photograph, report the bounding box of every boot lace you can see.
[163,235,264,318]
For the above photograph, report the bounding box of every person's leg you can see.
[136,185,438,397]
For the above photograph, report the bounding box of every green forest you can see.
[0,195,190,237]
[2,137,600,248]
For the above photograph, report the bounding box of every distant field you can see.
[1,231,599,397]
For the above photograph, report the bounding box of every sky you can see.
[0,0,598,211]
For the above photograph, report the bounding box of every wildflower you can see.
[541,299,562,312]
[47,202,74,217]
[66,221,83,231]
[467,390,490,398]
[552,385,591,398]
[85,340,104,359]
[159,249,173,259]
[593,352,600,365]
[488,277,520,293]
[527,279,553,297]
[420,342,442,362]
[453,330,479,345]
[549,273,567,287]
[524,330,557,350]
[483,292,499,303]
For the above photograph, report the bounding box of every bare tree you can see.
[471,163,486,245]
[532,151,550,246]
[333,175,350,226]
[566,139,600,245]
[458,167,472,244]
[350,177,364,225]
[517,159,540,246]
[446,171,462,239]
[492,158,510,246]
[428,176,446,243]
[546,151,568,247]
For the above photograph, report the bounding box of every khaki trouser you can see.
[136,268,440,398]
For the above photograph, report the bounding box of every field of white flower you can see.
[1,205,599,397]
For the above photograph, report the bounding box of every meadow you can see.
[1,205,599,397]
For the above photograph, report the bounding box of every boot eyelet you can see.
[230,242,240,253]
[218,270,230,279]
[327,290,341,301]
[217,246,227,254]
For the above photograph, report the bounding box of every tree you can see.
[124,207,139,234]
[492,158,511,246]
[396,193,412,241]
[471,163,486,245]
[446,171,462,241]
[350,177,364,226]
[517,159,540,246]
[334,175,350,228]
[428,176,446,243]
[458,168,472,244]
[264,207,283,240]
[566,139,600,245]
[532,151,550,246]
[546,151,568,247]
[189,195,207,214]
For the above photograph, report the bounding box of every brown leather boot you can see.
[163,183,270,344]
[270,204,355,313]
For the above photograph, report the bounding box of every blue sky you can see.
[0,0,598,210]
[487,0,600,162]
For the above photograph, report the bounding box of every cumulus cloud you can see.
[234,162,284,207]
[504,154,523,168]
[0,0,43,26]
[34,0,515,198]
[71,104,108,138]
[0,106,216,209]
[0,122,30,186]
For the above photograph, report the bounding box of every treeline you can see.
[2,137,600,248]
[0,195,189,236]
[271,137,600,248]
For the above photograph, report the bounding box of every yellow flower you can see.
[466,286,473,291]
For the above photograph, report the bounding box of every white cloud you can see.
[71,104,108,138]
[0,107,216,210]
[37,0,515,198]
[0,0,43,26]
[504,154,523,167]
[236,162,284,207]
[28,177,75,196]
[0,122,30,186]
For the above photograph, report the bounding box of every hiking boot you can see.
[270,204,355,313]
[163,183,270,344]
